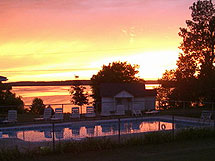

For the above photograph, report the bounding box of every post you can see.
[52,122,55,151]
[118,118,121,144]
[212,102,215,129]
[158,121,160,131]
[172,115,175,140]
[80,106,82,115]
[22,131,25,141]
[62,104,64,112]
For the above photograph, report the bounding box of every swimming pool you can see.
[0,117,207,142]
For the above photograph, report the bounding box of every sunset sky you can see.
[0,0,194,82]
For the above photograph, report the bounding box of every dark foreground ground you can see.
[31,138,215,161]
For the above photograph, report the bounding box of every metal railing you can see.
[1,105,215,152]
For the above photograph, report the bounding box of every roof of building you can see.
[100,83,156,97]
[0,76,8,81]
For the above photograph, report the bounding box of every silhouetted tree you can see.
[0,83,24,113]
[157,70,176,109]
[30,98,45,115]
[178,0,215,101]
[69,85,89,114]
[91,61,143,113]
[158,0,215,108]
[179,0,214,73]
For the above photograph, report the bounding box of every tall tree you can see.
[91,61,143,113]
[178,0,215,101]
[179,0,215,77]
[158,0,215,107]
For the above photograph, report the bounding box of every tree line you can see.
[157,0,215,109]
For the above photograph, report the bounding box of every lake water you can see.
[11,84,158,113]
[12,85,93,113]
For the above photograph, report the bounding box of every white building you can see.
[100,83,157,116]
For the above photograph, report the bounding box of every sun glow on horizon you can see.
[0,0,193,82]
[4,49,179,82]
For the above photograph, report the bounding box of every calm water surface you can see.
[1,120,173,142]
[12,85,93,113]
[12,85,157,113]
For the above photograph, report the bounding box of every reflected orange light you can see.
[3,121,173,142]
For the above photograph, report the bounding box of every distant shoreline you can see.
[6,80,159,87]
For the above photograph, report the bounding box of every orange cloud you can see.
[0,0,194,81]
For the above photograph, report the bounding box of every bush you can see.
[0,146,36,161]
[58,137,116,154]
[29,98,45,115]
[175,128,215,141]
[0,83,24,114]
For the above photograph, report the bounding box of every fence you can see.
[1,99,215,114]
[157,100,215,110]
[0,110,215,151]
[0,117,176,151]
[1,100,215,152]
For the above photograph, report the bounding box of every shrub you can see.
[58,137,116,154]
[175,128,215,141]
[29,98,45,115]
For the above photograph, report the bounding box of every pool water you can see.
[0,118,200,142]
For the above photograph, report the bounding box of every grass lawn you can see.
[30,138,215,161]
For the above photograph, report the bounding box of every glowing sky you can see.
[0,0,194,81]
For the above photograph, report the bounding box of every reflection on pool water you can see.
[0,118,196,142]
